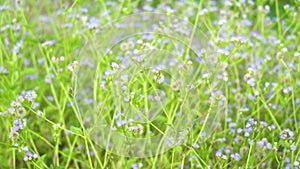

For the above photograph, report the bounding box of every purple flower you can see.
[131,163,143,169]
[38,58,44,64]
[285,157,290,163]
[13,118,24,131]
[84,98,93,105]
[25,74,38,80]
[290,144,296,151]
[13,36,25,54]
[26,151,34,157]
[230,153,241,161]
[285,164,291,169]
[0,5,10,11]
[228,122,236,128]
[85,17,100,29]
[32,102,40,110]
[116,120,128,127]
[64,130,73,135]
[269,124,276,130]
[280,129,294,140]
[23,156,29,162]
[192,143,200,148]
[260,121,268,127]
[234,137,240,143]
[46,96,54,101]
[8,108,15,114]
[224,148,231,154]
[265,143,272,150]
[237,128,243,133]
[26,96,35,102]
[0,66,9,74]
[257,141,264,147]
[45,74,55,84]
[11,101,21,107]
[216,147,224,157]
[41,40,56,47]
[11,126,20,132]
[217,48,230,56]
[14,118,22,125]
[165,136,175,147]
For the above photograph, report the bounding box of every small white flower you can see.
[22,146,29,151]
[67,61,78,72]
[33,154,38,159]
[59,56,65,62]
[217,49,230,56]
[128,124,144,134]
[10,130,19,141]
[171,81,182,91]
[199,8,208,15]
[58,68,64,73]
[186,84,195,89]
[283,88,289,94]
[265,82,270,88]
[67,64,74,72]
[111,62,119,71]
[16,107,27,117]
[265,5,270,13]
[137,39,143,44]
[254,90,259,96]
[221,155,228,160]
[120,42,128,51]
[282,47,288,53]
[51,56,61,63]
[294,161,299,167]
[121,85,127,91]
[124,96,130,102]
[130,92,135,98]
[127,41,135,49]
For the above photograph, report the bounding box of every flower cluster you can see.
[2,90,40,162]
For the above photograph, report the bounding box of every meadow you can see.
[0,0,300,168]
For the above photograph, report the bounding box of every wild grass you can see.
[0,0,300,169]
